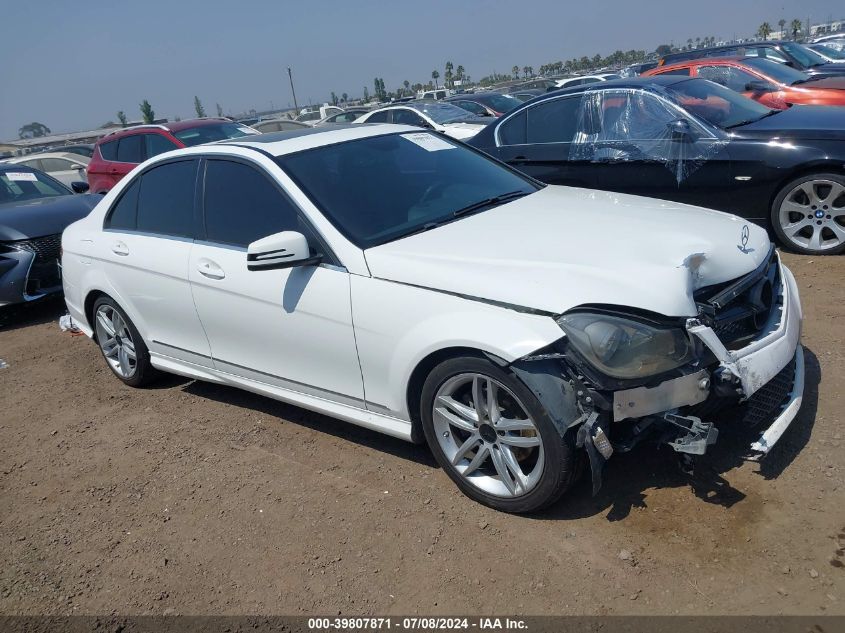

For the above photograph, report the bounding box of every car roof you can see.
[96,118,236,142]
[542,75,689,98]
[216,123,421,157]
[7,151,90,163]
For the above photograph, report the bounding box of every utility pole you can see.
[287,67,299,115]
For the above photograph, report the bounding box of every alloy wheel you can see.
[95,304,137,379]
[432,373,544,498]
[778,179,845,253]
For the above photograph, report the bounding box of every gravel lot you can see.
[0,251,843,616]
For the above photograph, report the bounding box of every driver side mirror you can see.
[745,80,777,93]
[247,231,322,271]
[70,163,85,171]
[667,119,696,142]
[70,181,89,193]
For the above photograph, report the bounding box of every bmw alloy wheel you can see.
[432,373,544,498]
[778,178,845,253]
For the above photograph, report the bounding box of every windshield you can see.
[667,78,774,129]
[742,57,809,84]
[780,42,828,68]
[277,132,538,248]
[0,168,69,205]
[479,94,522,113]
[173,122,258,147]
[412,102,485,124]
[811,43,845,60]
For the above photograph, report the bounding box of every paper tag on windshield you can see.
[5,172,38,182]
[401,132,454,152]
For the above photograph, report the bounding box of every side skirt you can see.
[149,353,414,442]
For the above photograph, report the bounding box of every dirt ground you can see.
[0,251,843,617]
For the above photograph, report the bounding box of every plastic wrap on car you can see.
[568,87,727,184]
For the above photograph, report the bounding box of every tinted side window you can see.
[498,111,526,145]
[144,133,178,158]
[203,160,300,247]
[392,109,426,126]
[99,140,118,161]
[526,97,581,144]
[366,110,389,123]
[117,135,144,163]
[136,160,197,237]
[40,158,73,171]
[105,179,140,230]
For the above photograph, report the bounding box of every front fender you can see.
[350,276,563,420]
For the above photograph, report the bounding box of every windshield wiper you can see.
[725,109,779,129]
[452,190,532,218]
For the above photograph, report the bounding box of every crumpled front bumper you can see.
[607,256,803,459]
[687,258,803,457]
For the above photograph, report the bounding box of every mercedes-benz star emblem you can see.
[737,225,754,254]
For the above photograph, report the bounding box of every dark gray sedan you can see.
[0,165,98,308]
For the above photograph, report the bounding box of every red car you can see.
[87,118,258,193]
[644,56,845,109]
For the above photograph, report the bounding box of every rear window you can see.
[136,160,197,237]
[116,135,143,163]
[99,140,119,161]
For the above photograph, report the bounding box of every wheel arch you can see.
[767,161,845,215]
[405,346,495,444]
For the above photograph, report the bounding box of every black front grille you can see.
[13,234,62,263]
[695,247,780,349]
[743,356,797,428]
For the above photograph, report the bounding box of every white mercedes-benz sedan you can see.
[61,124,804,513]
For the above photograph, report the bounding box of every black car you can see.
[659,41,845,79]
[0,165,98,308]
[469,76,845,256]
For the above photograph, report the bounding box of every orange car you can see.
[644,56,845,108]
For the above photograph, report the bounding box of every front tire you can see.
[92,296,158,387]
[771,173,845,255]
[420,356,579,513]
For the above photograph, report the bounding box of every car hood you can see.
[0,194,99,241]
[364,186,770,318]
[793,75,845,90]
[733,104,845,140]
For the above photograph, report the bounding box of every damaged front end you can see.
[511,246,804,494]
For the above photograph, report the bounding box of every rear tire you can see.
[771,173,845,255]
[92,296,158,387]
[420,355,579,513]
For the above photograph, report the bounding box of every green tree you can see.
[444,61,454,88]
[17,122,51,139]
[431,70,440,88]
[790,18,802,39]
[778,18,786,36]
[331,91,338,106]
[194,96,206,118]
[363,86,369,102]
[139,100,155,124]
[455,65,465,84]
[342,92,348,103]
[216,103,224,117]
[511,65,519,79]
[655,44,672,57]
[117,111,128,127]
[403,80,410,95]
[757,22,772,40]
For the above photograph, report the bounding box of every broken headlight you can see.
[556,312,694,380]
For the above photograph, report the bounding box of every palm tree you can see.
[511,65,519,79]
[444,61,454,88]
[757,22,772,40]
[431,70,439,88]
[790,18,802,39]
[456,65,465,83]
[778,19,786,37]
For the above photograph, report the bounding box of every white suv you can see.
[61,125,804,513]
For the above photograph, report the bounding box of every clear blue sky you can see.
[1,0,841,140]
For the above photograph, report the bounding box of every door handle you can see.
[511,155,529,163]
[197,258,225,280]
[111,241,129,256]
